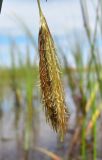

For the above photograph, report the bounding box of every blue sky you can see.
[0,0,83,35]
[0,0,96,66]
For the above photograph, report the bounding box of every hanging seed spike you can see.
[37,0,70,140]
[39,16,69,139]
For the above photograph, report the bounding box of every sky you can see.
[0,0,84,35]
[0,0,97,66]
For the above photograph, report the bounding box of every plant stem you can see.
[37,0,42,17]
[93,102,97,160]
[82,117,86,160]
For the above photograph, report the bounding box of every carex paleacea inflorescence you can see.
[37,0,69,140]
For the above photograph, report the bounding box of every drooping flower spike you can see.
[37,0,70,140]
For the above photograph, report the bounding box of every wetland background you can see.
[0,0,102,160]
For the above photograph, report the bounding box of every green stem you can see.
[93,103,97,160]
[82,118,86,160]
[37,0,42,17]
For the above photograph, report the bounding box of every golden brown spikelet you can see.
[37,0,69,140]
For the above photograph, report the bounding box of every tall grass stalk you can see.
[24,49,34,152]
[81,118,86,160]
